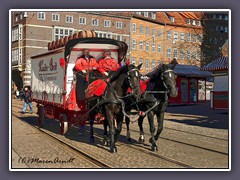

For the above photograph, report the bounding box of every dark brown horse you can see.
[125,64,178,151]
[87,64,142,153]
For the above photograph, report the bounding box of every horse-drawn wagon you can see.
[30,31,129,136]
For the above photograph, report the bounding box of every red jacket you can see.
[98,58,120,74]
[75,57,98,71]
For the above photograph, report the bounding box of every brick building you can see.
[130,12,203,73]
[11,10,207,88]
[11,11,132,88]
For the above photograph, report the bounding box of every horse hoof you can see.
[139,137,145,143]
[89,137,94,144]
[151,146,158,152]
[127,138,132,142]
[103,140,109,146]
[110,147,117,153]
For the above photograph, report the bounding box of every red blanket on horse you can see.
[85,79,107,99]
[127,79,149,94]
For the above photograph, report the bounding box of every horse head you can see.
[160,64,178,97]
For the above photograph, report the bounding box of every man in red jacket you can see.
[75,49,98,73]
[98,50,120,76]
[74,49,99,101]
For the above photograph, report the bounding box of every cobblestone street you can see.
[11,99,229,169]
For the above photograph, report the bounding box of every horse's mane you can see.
[109,65,127,83]
[145,64,162,80]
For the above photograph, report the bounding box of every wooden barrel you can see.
[48,42,52,50]
[59,38,64,47]
[78,30,97,38]
[63,36,68,46]
[51,41,55,50]
[73,32,78,39]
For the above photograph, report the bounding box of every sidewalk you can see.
[165,102,229,129]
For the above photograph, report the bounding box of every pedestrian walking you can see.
[21,86,33,114]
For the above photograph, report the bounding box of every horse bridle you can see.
[126,68,141,90]
[161,69,175,90]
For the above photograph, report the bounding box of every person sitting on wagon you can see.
[98,50,120,76]
[74,49,99,101]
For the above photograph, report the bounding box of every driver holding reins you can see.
[98,50,120,76]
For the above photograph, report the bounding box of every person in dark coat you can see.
[21,86,33,114]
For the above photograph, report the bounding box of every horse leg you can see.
[155,103,168,141]
[147,111,158,151]
[89,114,95,143]
[105,110,117,153]
[103,119,109,146]
[115,112,123,143]
[125,115,132,142]
[138,116,145,143]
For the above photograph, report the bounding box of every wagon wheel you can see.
[37,105,45,128]
[59,114,68,135]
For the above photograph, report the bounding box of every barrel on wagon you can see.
[30,30,128,135]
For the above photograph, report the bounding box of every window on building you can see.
[52,14,60,21]
[220,26,224,32]
[192,20,196,26]
[180,32,185,41]
[187,33,191,42]
[193,52,197,60]
[152,28,156,36]
[151,60,156,68]
[186,19,191,24]
[197,20,201,26]
[219,14,222,19]
[116,22,123,29]
[158,30,162,38]
[19,25,22,40]
[66,15,73,23]
[54,27,74,40]
[225,27,228,32]
[167,48,171,58]
[19,48,22,64]
[146,41,149,52]
[173,49,178,59]
[213,14,216,19]
[151,12,156,19]
[187,50,191,59]
[104,20,111,27]
[12,28,18,42]
[92,18,99,26]
[146,59,150,70]
[139,58,143,67]
[20,13,23,20]
[116,35,122,41]
[173,31,178,41]
[158,44,161,53]
[193,34,197,43]
[158,60,162,65]
[79,17,86,25]
[180,50,184,59]
[132,23,136,32]
[131,57,136,64]
[140,25,144,34]
[216,26,219,31]
[152,43,155,52]
[167,30,172,40]
[132,39,136,50]
[37,12,45,20]
[198,51,202,60]
[170,17,175,22]
[15,15,18,22]
[224,15,228,20]
[199,34,203,42]
[139,40,143,51]
[12,49,18,64]
[144,12,148,17]
[146,27,150,35]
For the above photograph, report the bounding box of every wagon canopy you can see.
[64,38,128,63]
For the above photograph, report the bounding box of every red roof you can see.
[201,57,228,71]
